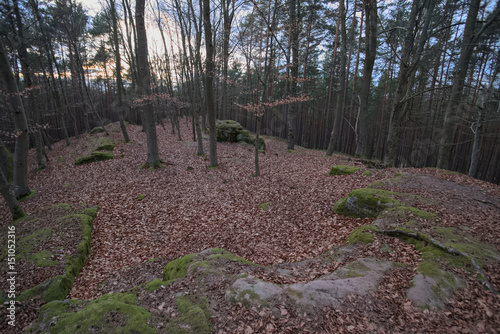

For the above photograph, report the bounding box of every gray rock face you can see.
[408,272,464,310]
[288,258,393,310]
[226,258,393,311]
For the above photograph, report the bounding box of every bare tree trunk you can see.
[327,0,347,156]
[355,0,377,159]
[110,0,130,143]
[0,39,31,198]
[0,140,13,184]
[202,0,218,167]
[136,0,160,165]
[0,167,25,220]
[287,0,300,151]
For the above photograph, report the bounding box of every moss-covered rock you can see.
[30,293,155,333]
[334,188,435,219]
[95,137,115,151]
[329,165,360,175]
[16,206,97,303]
[346,225,379,244]
[216,120,266,151]
[89,126,105,134]
[166,294,210,333]
[163,254,195,281]
[75,151,113,165]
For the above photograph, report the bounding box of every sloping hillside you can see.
[1,122,499,333]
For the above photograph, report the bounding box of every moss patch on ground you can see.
[9,204,98,303]
[346,225,379,244]
[30,293,155,333]
[329,165,360,175]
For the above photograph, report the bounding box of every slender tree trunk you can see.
[355,0,377,158]
[136,0,160,165]
[202,0,218,167]
[327,0,347,156]
[0,39,31,198]
[287,0,300,151]
[110,0,130,143]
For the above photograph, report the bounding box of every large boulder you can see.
[216,120,266,151]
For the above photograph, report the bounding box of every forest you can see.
[1,1,500,332]
[1,0,500,195]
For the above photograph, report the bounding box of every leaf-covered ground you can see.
[1,122,500,332]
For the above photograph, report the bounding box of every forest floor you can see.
[1,122,500,333]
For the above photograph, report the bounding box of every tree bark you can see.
[202,0,218,167]
[0,167,25,221]
[0,39,31,199]
[355,0,377,159]
[110,0,130,143]
[327,0,347,156]
[136,0,160,164]
[287,0,300,151]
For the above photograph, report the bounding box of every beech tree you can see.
[0,38,31,199]
[136,0,160,165]
[202,0,218,167]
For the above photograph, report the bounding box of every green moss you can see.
[52,203,73,211]
[163,254,194,281]
[166,295,210,333]
[334,187,435,219]
[363,170,371,176]
[15,228,53,260]
[75,151,113,165]
[95,137,115,151]
[141,161,165,169]
[346,225,379,244]
[83,207,98,218]
[209,252,255,265]
[260,202,271,210]
[19,189,36,202]
[89,126,105,134]
[31,293,155,333]
[144,278,171,292]
[12,205,26,220]
[334,188,398,218]
[30,250,58,267]
[238,289,261,306]
[137,194,146,201]
[329,165,360,175]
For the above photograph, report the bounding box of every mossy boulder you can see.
[74,137,115,165]
[75,151,113,165]
[89,126,105,134]
[30,293,155,333]
[334,188,435,219]
[166,294,210,333]
[216,120,266,151]
[95,137,115,151]
[329,165,360,175]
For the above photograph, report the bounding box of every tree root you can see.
[375,229,499,295]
